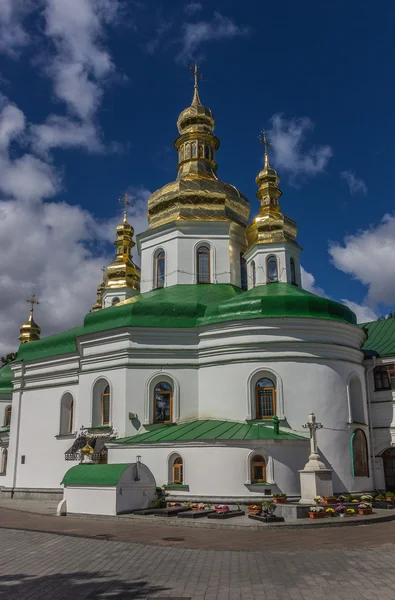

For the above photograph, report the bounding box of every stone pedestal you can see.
[298,452,333,504]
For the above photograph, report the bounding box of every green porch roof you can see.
[61,463,131,486]
[112,419,307,444]
[0,365,13,394]
[16,283,357,363]
[360,318,395,357]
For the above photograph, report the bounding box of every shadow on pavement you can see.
[0,571,173,599]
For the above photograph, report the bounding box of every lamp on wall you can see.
[135,455,141,481]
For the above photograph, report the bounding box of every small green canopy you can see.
[61,463,131,486]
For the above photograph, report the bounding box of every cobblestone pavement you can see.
[0,527,395,600]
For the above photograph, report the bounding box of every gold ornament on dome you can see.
[19,294,41,344]
[246,130,300,250]
[147,61,250,230]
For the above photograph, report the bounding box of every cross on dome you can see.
[258,129,272,168]
[188,61,205,106]
[118,192,133,222]
[26,293,39,313]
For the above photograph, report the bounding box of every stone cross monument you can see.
[299,412,334,504]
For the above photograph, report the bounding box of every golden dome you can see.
[19,295,41,344]
[246,134,299,250]
[105,208,140,291]
[91,281,104,312]
[147,64,250,230]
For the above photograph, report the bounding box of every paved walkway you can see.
[0,526,395,599]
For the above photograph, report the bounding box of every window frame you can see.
[173,457,183,484]
[266,255,278,282]
[251,261,256,287]
[374,365,395,391]
[250,454,266,483]
[68,399,74,434]
[4,406,11,428]
[255,378,276,419]
[1,449,7,474]
[155,250,165,289]
[101,385,110,426]
[240,253,247,290]
[290,257,296,285]
[154,382,173,424]
[196,245,211,284]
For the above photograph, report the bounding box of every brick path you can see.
[0,526,395,599]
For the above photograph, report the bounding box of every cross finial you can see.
[258,129,272,167]
[188,61,205,105]
[26,293,39,313]
[118,192,133,222]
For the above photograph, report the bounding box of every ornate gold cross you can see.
[188,61,205,88]
[258,130,272,154]
[118,192,133,220]
[26,293,39,312]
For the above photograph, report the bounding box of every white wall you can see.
[65,486,116,515]
[138,220,247,292]
[244,241,302,288]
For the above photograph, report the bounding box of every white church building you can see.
[0,71,394,503]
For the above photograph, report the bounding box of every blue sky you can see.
[0,0,394,353]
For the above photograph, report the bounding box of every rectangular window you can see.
[102,394,110,425]
[173,464,183,484]
[374,365,395,391]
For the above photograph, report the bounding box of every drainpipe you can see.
[365,356,376,490]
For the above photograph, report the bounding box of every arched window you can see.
[348,375,366,424]
[266,255,278,282]
[192,141,197,158]
[351,429,369,477]
[199,143,204,158]
[255,378,276,419]
[197,245,210,284]
[92,379,111,427]
[205,145,210,159]
[251,261,256,287]
[251,454,266,483]
[154,381,172,423]
[4,406,11,428]
[290,258,296,285]
[1,449,7,474]
[179,146,184,162]
[185,143,191,159]
[60,393,74,435]
[112,297,120,305]
[173,457,183,484]
[240,253,247,290]
[155,251,165,289]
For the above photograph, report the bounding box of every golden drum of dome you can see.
[19,311,41,344]
[105,216,140,290]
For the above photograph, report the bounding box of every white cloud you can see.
[179,12,248,61]
[268,114,332,179]
[30,115,103,155]
[300,267,327,297]
[0,0,31,57]
[329,213,395,307]
[184,2,203,15]
[341,170,368,195]
[340,299,377,324]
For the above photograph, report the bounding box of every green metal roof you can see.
[113,419,307,444]
[17,283,356,363]
[359,319,395,357]
[0,365,13,394]
[61,463,131,486]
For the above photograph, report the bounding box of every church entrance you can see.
[382,448,395,492]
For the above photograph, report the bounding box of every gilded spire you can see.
[246,131,298,250]
[104,195,140,291]
[19,294,41,344]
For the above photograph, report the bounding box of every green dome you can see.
[203,283,357,326]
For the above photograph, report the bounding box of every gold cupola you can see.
[246,132,298,250]
[91,280,105,312]
[19,294,41,344]
[147,63,250,229]
[104,196,140,292]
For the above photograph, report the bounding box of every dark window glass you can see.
[251,261,256,287]
[156,251,165,288]
[240,253,247,290]
[173,457,183,483]
[267,256,278,282]
[251,455,266,483]
[352,429,369,477]
[197,246,210,284]
[154,381,172,423]
[290,258,296,285]
[102,384,110,425]
[4,406,11,428]
[374,365,395,391]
